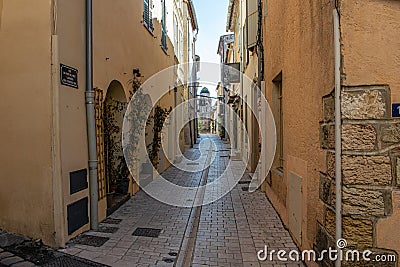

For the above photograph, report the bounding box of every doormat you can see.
[132,228,162,238]
[70,235,109,247]
[101,218,122,225]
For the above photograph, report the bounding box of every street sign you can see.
[60,64,79,89]
[392,103,400,117]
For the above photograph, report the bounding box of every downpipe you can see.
[333,8,342,267]
[86,0,99,230]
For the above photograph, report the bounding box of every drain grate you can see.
[238,181,251,184]
[241,187,249,191]
[168,252,178,257]
[162,258,175,263]
[42,255,109,267]
[132,228,162,238]
[71,235,109,247]
[94,226,119,234]
[220,155,229,158]
[101,218,122,225]
[186,162,199,166]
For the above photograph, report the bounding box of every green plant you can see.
[147,105,171,168]
[123,77,152,170]
[104,96,127,188]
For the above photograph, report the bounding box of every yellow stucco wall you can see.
[0,0,56,245]
[339,0,400,103]
[263,0,335,253]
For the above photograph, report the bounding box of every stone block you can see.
[343,217,373,247]
[327,152,335,178]
[321,124,335,150]
[342,124,376,150]
[342,187,385,217]
[323,95,335,123]
[342,88,387,120]
[342,155,392,186]
[397,158,400,186]
[325,208,336,238]
[381,123,400,144]
[320,174,332,206]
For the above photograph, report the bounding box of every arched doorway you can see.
[103,80,129,212]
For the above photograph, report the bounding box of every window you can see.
[161,0,167,50]
[246,0,258,50]
[143,0,153,32]
[273,72,283,170]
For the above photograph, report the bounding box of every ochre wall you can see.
[56,0,90,244]
[339,0,400,103]
[0,0,56,245]
[263,0,335,256]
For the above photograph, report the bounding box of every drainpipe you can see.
[333,8,342,267]
[85,0,98,230]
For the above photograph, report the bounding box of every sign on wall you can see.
[60,64,79,89]
[223,63,241,84]
[392,103,400,118]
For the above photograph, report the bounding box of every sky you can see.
[192,0,230,97]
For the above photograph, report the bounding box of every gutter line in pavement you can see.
[175,137,214,267]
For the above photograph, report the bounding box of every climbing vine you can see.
[147,105,171,168]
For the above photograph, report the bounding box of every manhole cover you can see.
[71,235,109,247]
[101,218,122,225]
[95,226,119,234]
[241,187,249,191]
[42,255,109,267]
[132,228,162,238]
[168,252,178,257]
[162,258,175,263]
[186,162,199,166]
[238,181,251,184]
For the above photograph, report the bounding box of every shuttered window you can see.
[161,0,167,49]
[143,0,153,32]
[246,0,258,50]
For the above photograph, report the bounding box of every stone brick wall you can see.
[318,85,399,267]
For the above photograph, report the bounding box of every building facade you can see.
[224,0,400,265]
[0,0,198,248]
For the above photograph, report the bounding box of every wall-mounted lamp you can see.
[133,68,141,77]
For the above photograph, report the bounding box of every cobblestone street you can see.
[58,135,304,267]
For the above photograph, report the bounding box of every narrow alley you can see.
[57,135,303,267]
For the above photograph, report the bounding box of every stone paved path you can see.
[61,135,304,267]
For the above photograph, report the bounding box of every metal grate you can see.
[101,218,122,225]
[132,228,162,238]
[42,255,109,267]
[71,235,109,247]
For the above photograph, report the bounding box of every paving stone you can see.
[11,261,37,267]
[0,255,24,265]
[0,252,14,260]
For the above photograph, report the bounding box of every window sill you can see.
[161,46,168,55]
[272,167,284,177]
[143,23,154,36]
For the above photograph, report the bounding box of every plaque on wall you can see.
[60,64,78,89]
